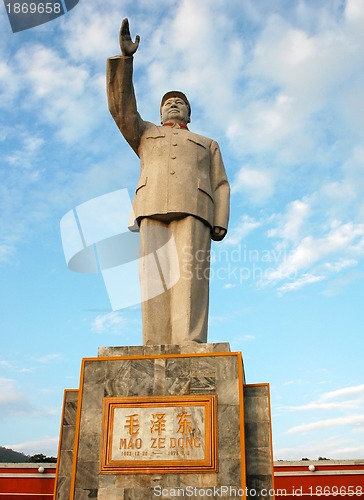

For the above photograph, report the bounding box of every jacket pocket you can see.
[144,126,166,140]
[187,137,208,149]
[135,177,148,194]
[198,179,213,201]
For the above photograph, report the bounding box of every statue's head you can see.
[160,91,191,125]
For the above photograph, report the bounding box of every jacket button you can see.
[171,155,176,159]
[170,170,175,175]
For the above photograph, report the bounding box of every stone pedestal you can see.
[54,344,274,499]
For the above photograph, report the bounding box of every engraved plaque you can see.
[100,395,217,474]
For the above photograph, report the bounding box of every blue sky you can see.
[1,0,364,460]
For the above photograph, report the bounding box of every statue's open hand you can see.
[119,18,140,57]
[211,226,227,241]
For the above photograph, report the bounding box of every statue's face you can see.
[161,97,190,124]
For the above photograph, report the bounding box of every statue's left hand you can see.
[211,226,227,241]
[119,18,140,57]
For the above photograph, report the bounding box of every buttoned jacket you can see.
[107,56,230,236]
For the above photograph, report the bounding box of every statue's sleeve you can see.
[106,55,145,156]
[210,141,230,233]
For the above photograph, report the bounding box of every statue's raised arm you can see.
[119,18,140,57]
[107,18,143,155]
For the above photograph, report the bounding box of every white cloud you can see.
[0,360,14,368]
[274,439,364,461]
[284,384,364,437]
[61,3,118,62]
[232,167,274,204]
[323,259,358,272]
[6,436,59,457]
[224,0,364,224]
[0,61,20,106]
[268,200,310,243]
[277,274,323,293]
[12,43,104,144]
[225,0,364,296]
[0,378,55,418]
[250,18,338,104]
[284,384,364,411]
[346,0,364,21]
[322,384,364,401]
[34,353,63,364]
[224,215,261,245]
[140,0,246,129]
[240,334,255,342]
[288,415,364,434]
[0,378,23,406]
[5,133,44,170]
[264,220,364,290]
[286,401,360,412]
[282,379,303,387]
[0,244,14,263]
[91,311,125,334]
[246,5,364,131]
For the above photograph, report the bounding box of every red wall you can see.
[0,464,55,499]
[0,460,363,498]
[274,460,364,499]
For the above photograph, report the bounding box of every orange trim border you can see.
[54,389,78,499]
[100,394,218,474]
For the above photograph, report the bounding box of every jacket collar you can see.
[163,122,189,130]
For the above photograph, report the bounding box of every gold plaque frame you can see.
[100,394,217,474]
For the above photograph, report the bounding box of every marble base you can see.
[54,343,274,500]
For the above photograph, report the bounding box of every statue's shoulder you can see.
[187,130,214,149]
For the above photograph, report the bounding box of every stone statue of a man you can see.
[107,19,230,346]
